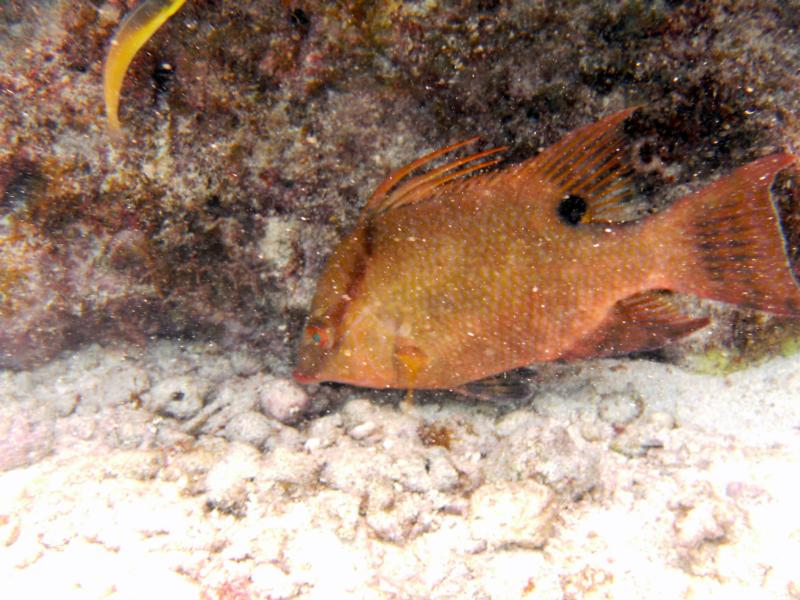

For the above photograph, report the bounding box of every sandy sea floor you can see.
[2,341,799,599]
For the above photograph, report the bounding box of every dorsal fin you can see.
[560,290,709,360]
[523,107,642,223]
[365,139,507,216]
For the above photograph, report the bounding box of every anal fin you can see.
[456,369,536,402]
[561,290,709,360]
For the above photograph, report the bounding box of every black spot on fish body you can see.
[558,194,588,225]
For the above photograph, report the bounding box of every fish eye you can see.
[305,324,331,349]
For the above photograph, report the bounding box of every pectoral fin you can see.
[561,290,709,360]
[393,341,428,402]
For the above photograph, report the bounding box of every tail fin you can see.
[661,154,800,316]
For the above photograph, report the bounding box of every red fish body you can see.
[294,109,800,390]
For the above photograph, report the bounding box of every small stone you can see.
[258,216,300,270]
[597,386,643,426]
[579,420,610,442]
[639,438,664,449]
[97,2,121,26]
[348,421,377,440]
[257,377,309,423]
[469,480,555,549]
[260,446,320,487]
[648,411,676,430]
[269,425,303,451]
[223,411,275,448]
[144,375,209,419]
[229,351,264,376]
[340,398,375,422]
[365,479,423,543]
[305,413,343,452]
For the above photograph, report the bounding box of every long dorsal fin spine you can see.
[393,157,504,208]
[387,149,489,203]
[394,148,493,195]
[366,138,508,215]
[383,146,507,211]
[366,137,480,210]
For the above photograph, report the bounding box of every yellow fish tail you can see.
[103,0,187,135]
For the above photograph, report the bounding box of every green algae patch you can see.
[685,318,800,375]
[779,335,800,358]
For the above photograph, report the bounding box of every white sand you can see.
[1,342,799,598]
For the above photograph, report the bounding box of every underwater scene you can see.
[2,0,800,597]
